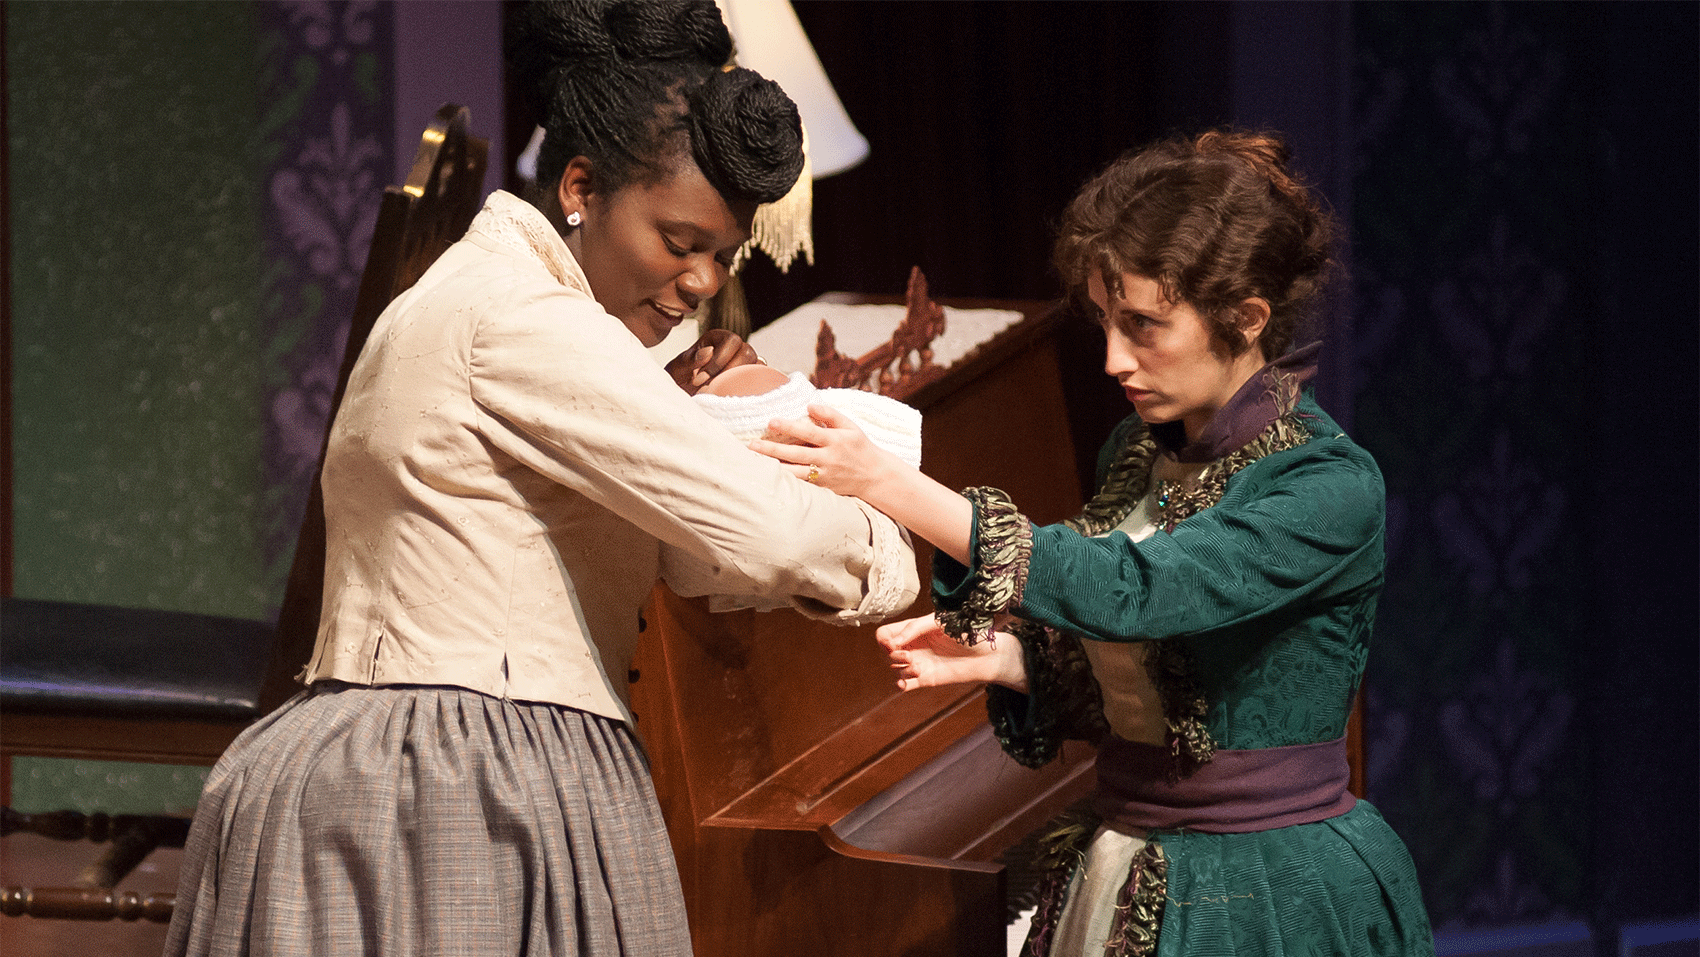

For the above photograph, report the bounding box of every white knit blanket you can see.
[692,371,923,468]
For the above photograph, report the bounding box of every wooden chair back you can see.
[259,103,488,712]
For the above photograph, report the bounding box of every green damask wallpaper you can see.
[8,1,269,620]
[7,0,268,812]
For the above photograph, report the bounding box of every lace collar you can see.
[466,190,593,298]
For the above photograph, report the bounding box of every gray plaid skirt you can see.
[164,682,691,956]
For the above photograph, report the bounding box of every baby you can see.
[692,363,922,469]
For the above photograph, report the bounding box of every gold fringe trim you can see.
[938,487,1032,646]
[1018,813,1170,957]
[736,126,815,275]
[1146,639,1216,780]
[1103,842,1169,957]
[1053,402,1312,779]
[702,272,752,338]
[1021,811,1100,957]
[1151,412,1311,533]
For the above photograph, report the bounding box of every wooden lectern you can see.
[630,295,1094,957]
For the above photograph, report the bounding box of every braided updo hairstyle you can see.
[506,0,804,210]
[1053,131,1337,360]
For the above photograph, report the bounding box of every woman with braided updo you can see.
[164,3,917,954]
[753,131,1434,956]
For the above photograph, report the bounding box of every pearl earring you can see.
[566,210,582,228]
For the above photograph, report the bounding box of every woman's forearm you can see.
[750,404,977,563]
[862,458,974,565]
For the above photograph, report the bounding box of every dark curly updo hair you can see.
[505,0,804,208]
[1053,130,1338,360]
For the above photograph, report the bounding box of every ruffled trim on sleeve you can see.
[933,487,1032,646]
[988,620,1110,769]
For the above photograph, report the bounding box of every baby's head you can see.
[700,363,793,397]
[693,367,923,468]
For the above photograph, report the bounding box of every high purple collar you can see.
[1149,341,1321,463]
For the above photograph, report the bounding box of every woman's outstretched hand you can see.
[665,328,760,395]
[875,613,1029,693]
[750,403,893,499]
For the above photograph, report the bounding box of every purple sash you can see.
[1093,734,1356,834]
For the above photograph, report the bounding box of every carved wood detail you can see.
[809,266,949,399]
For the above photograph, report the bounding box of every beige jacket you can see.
[300,191,918,724]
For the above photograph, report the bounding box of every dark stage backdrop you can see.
[717,0,1700,938]
[749,0,1252,499]
[1348,1,1699,933]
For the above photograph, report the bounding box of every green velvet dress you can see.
[938,388,1434,957]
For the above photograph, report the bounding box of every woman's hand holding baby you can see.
[751,402,974,565]
[750,404,898,498]
[666,328,761,395]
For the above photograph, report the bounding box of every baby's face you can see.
[698,362,792,397]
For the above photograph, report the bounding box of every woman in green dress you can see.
[752,130,1434,956]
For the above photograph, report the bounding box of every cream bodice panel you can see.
[1081,454,1211,745]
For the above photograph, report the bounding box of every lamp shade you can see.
[716,0,868,178]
